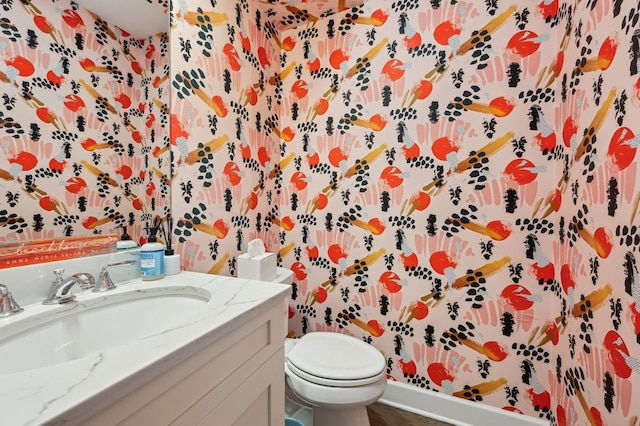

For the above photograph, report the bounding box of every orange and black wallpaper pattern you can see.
[171,0,640,424]
[2,0,639,423]
[0,0,169,246]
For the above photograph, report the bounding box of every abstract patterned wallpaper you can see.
[0,0,169,247]
[3,0,638,424]
[280,0,560,420]
[169,0,281,274]
[170,0,640,424]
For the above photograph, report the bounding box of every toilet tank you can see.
[274,267,294,284]
[273,267,294,337]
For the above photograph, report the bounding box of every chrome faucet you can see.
[42,269,96,305]
[0,284,23,317]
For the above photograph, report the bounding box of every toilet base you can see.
[313,405,370,426]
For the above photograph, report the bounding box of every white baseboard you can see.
[378,381,549,426]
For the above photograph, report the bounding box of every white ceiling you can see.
[73,0,167,38]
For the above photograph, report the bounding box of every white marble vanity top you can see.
[0,271,289,425]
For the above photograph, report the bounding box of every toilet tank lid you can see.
[274,267,294,284]
[287,332,385,380]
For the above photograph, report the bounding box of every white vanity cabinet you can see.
[89,298,285,425]
[0,265,289,426]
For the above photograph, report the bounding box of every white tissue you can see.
[247,238,266,257]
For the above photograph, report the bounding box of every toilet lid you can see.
[287,332,385,384]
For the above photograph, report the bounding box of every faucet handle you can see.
[0,284,23,317]
[73,273,96,290]
[94,260,137,292]
[53,268,65,284]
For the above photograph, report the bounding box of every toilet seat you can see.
[286,332,385,387]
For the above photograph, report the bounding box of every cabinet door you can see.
[194,348,285,426]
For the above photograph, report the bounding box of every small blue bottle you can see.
[140,232,164,280]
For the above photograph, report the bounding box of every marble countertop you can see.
[0,271,290,425]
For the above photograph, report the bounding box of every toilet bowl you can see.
[263,268,387,425]
[284,332,387,426]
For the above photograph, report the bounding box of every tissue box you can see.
[237,252,277,281]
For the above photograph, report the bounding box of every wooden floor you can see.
[367,402,452,426]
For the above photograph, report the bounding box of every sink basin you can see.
[0,286,211,374]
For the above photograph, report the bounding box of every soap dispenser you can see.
[117,225,138,251]
[140,218,164,281]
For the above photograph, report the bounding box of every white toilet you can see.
[268,267,387,426]
[284,332,387,426]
